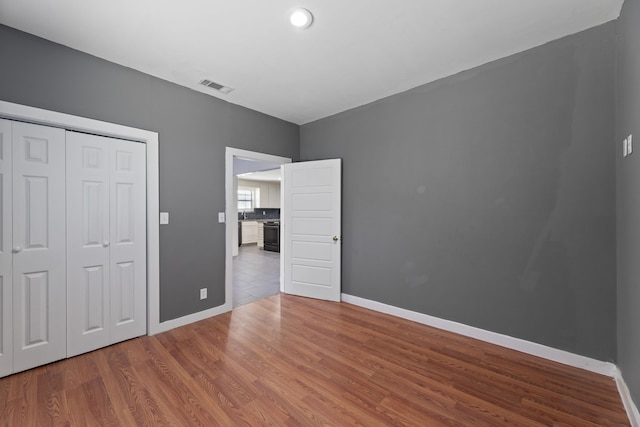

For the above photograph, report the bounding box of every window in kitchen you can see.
[238,189,253,210]
[238,188,260,211]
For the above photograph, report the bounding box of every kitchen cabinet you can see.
[268,182,281,208]
[238,179,280,208]
[258,222,264,249]
[241,221,258,244]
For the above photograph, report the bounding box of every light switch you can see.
[624,134,634,158]
[160,212,169,225]
[218,212,225,223]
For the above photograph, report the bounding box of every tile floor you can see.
[233,244,281,307]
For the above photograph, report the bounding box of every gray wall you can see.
[617,0,640,405]
[0,24,299,322]
[301,23,617,361]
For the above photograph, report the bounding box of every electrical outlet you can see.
[200,288,207,300]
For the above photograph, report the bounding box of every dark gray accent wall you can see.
[301,23,617,361]
[617,0,640,405]
[0,24,299,322]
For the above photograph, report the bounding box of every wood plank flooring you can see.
[0,294,630,426]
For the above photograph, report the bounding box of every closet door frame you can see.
[0,101,161,335]
[0,119,13,377]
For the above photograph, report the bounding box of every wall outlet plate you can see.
[200,288,207,300]
[218,212,225,223]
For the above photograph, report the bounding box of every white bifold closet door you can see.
[66,131,146,358]
[11,121,67,374]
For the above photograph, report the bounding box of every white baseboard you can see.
[148,302,232,335]
[615,369,640,427]
[341,294,616,376]
[341,293,640,424]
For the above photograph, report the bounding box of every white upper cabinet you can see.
[268,182,281,208]
[238,179,281,208]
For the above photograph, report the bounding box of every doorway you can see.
[225,148,291,309]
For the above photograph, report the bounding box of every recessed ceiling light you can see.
[290,8,313,29]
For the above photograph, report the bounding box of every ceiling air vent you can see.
[199,79,234,94]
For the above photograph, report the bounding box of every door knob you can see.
[103,241,110,247]
[12,246,22,253]
[332,236,339,241]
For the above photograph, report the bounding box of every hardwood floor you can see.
[0,294,630,426]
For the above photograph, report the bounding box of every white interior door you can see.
[0,119,13,377]
[66,132,111,357]
[110,138,147,342]
[12,121,66,373]
[282,159,341,301]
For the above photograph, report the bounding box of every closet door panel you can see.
[0,120,13,377]
[11,121,66,373]
[66,132,111,357]
[110,140,146,342]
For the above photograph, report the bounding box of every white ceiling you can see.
[0,0,623,125]
[238,169,282,183]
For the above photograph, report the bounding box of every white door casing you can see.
[282,159,342,302]
[67,132,147,357]
[12,121,67,373]
[0,119,13,377]
[109,138,146,343]
[225,147,291,311]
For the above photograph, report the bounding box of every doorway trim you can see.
[225,147,291,309]
[0,100,162,335]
